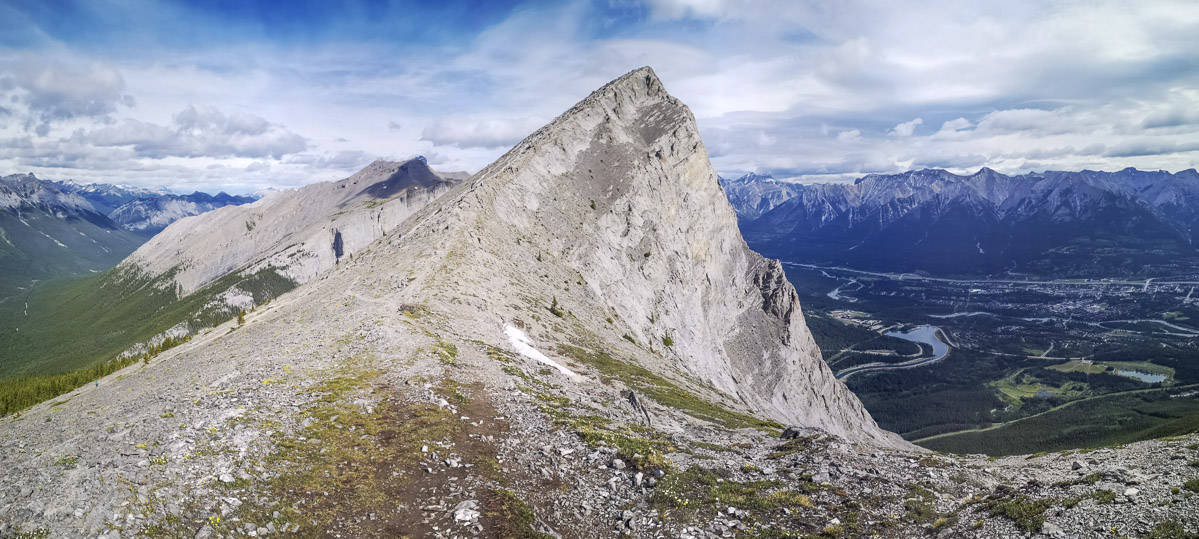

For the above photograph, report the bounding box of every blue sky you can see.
[1,0,1197,193]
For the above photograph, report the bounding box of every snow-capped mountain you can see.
[49,180,257,235]
[733,167,1199,276]
[718,172,805,222]
[49,180,170,215]
[0,174,146,295]
[0,173,258,297]
[109,191,257,235]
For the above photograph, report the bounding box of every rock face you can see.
[735,167,1199,276]
[121,156,459,295]
[434,67,898,446]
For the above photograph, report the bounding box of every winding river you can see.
[835,324,951,380]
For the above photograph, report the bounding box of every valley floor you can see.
[786,264,1199,456]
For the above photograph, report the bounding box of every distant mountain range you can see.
[49,179,257,236]
[718,172,804,222]
[106,191,257,235]
[0,173,256,297]
[724,167,1199,276]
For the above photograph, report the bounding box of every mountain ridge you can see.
[730,167,1199,276]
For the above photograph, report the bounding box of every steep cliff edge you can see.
[409,66,901,446]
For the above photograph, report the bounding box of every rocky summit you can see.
[0,68,1196,538]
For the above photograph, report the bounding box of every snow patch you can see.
[504,325,581,380]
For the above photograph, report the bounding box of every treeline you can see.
[921,389,1199,456]
[0,334,191,417]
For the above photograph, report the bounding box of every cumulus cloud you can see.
[284,150,376,171]
[0,57,134,136]
[889,118,923,137]
[420,118,542,149]
[3,0,1199,191]
[83,106,307,159]
[936,117,973,134]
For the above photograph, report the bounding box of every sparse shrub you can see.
[1184,479,1199,493]
[662,332,674,347]
[434,338,459,366]
[548,296,564,318]
[982,492,1054,532]
[237,310,246,325]
[1146,520,1193,539]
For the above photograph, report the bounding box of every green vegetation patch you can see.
[651,466,816,522]
[484,488,555,539]
[766,434,827,460]
[535,393,673,471]
[920,388,1199,456]
[1146,520,1198,539]
[980,489,1055,533]
[0,266,296,415]
[1047,360,1107,375]
[557,344,782,432]
[227,359,464,535]
[1052,472,1102,488]
[433,337,459,366]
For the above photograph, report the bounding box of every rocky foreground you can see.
[0,68,1196,538]
[0,308,1195,537]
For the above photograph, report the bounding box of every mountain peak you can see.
[601,65,662,95]
[411,67,901,447]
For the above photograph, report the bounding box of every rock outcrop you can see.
[121,156,459,295]
[419,66,901,446]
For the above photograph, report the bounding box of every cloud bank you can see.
[0,0,1196,192]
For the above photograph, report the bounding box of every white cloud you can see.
[889,118,923,137]
[644,0,730,19]
[936,117,973,135]
[83,106,307,159]
[420,118,544,149]
[3,0,1199,192]
[836,129,861,142]
[0,55,135,135]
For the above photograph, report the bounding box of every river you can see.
[835,324,950,380]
